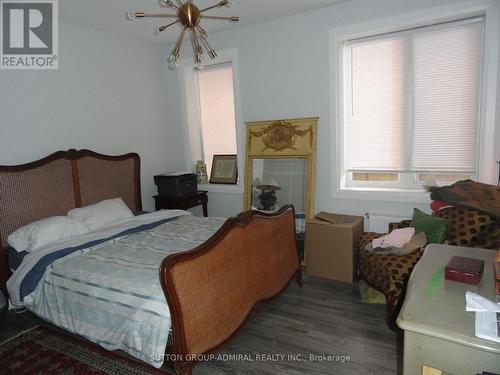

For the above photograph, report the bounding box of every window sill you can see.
[334,186,432,203]
[198,184,243,194]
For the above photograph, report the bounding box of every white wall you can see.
[1,0,497,218]
[164,0,500,219]
[0,21,186,211]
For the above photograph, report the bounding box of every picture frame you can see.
[210,154,238,184]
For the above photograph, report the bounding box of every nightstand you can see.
[154,191,208,217]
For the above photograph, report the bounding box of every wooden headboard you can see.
[0,149,142,289]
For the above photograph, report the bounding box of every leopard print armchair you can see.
[359,206,499,322]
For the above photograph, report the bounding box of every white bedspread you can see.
[7,211,225,368]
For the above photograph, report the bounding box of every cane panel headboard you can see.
[0,149,142,289]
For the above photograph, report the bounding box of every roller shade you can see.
[344,17,484,173]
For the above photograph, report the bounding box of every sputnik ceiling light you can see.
[127,0,239,71]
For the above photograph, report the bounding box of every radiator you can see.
[364,213,407,233]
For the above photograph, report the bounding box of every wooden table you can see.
[397,244,500,375]
[154,191,208,217]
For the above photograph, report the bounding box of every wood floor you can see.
[0,275,403,374]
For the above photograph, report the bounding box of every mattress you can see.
[7,211,226,368]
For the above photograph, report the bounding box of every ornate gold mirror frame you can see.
[243,117,318,219]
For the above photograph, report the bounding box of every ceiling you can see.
[60,0,349,43]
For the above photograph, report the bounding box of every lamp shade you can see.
[422,173,439,191]
[257,178,281,191]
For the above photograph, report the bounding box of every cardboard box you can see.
[305,212,364,283]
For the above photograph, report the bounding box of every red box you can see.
[445,256,484,285]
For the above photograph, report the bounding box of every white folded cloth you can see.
[372,227,416,249]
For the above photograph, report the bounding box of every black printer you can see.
[154,172,197,197]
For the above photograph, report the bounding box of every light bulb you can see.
[160,0,176,8]
[195,54,204,70]
[209,49,217,59]
[168,54,179,70]
[169,60,179,70]
[126,11,136,20]
[219,0,232,7]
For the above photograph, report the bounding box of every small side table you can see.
[154,191,208,217]
[397,244,500,374]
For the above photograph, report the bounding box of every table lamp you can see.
[257,178,281,211]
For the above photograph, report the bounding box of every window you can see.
[197,62,237,175]
[341,17,484,190]
[180,52,240,189]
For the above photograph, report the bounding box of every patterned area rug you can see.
[0,326,170,375]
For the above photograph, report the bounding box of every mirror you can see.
[244,117,318,220]
[250,158,307,213]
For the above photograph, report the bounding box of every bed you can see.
[0,149,301,375]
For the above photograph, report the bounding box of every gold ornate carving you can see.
[249,120,313,152]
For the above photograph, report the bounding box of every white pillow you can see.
[67,198,134,231]
[8,216,90,252]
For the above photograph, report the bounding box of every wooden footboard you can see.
[159,205,301,375]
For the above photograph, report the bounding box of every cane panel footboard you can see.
[160,205,300,374]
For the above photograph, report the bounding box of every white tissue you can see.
[372,227,416,249]
[466,292,500,343]
[466,291,500,312]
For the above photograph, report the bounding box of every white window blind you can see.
[197,62,237,174]
[344,17,484,174]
